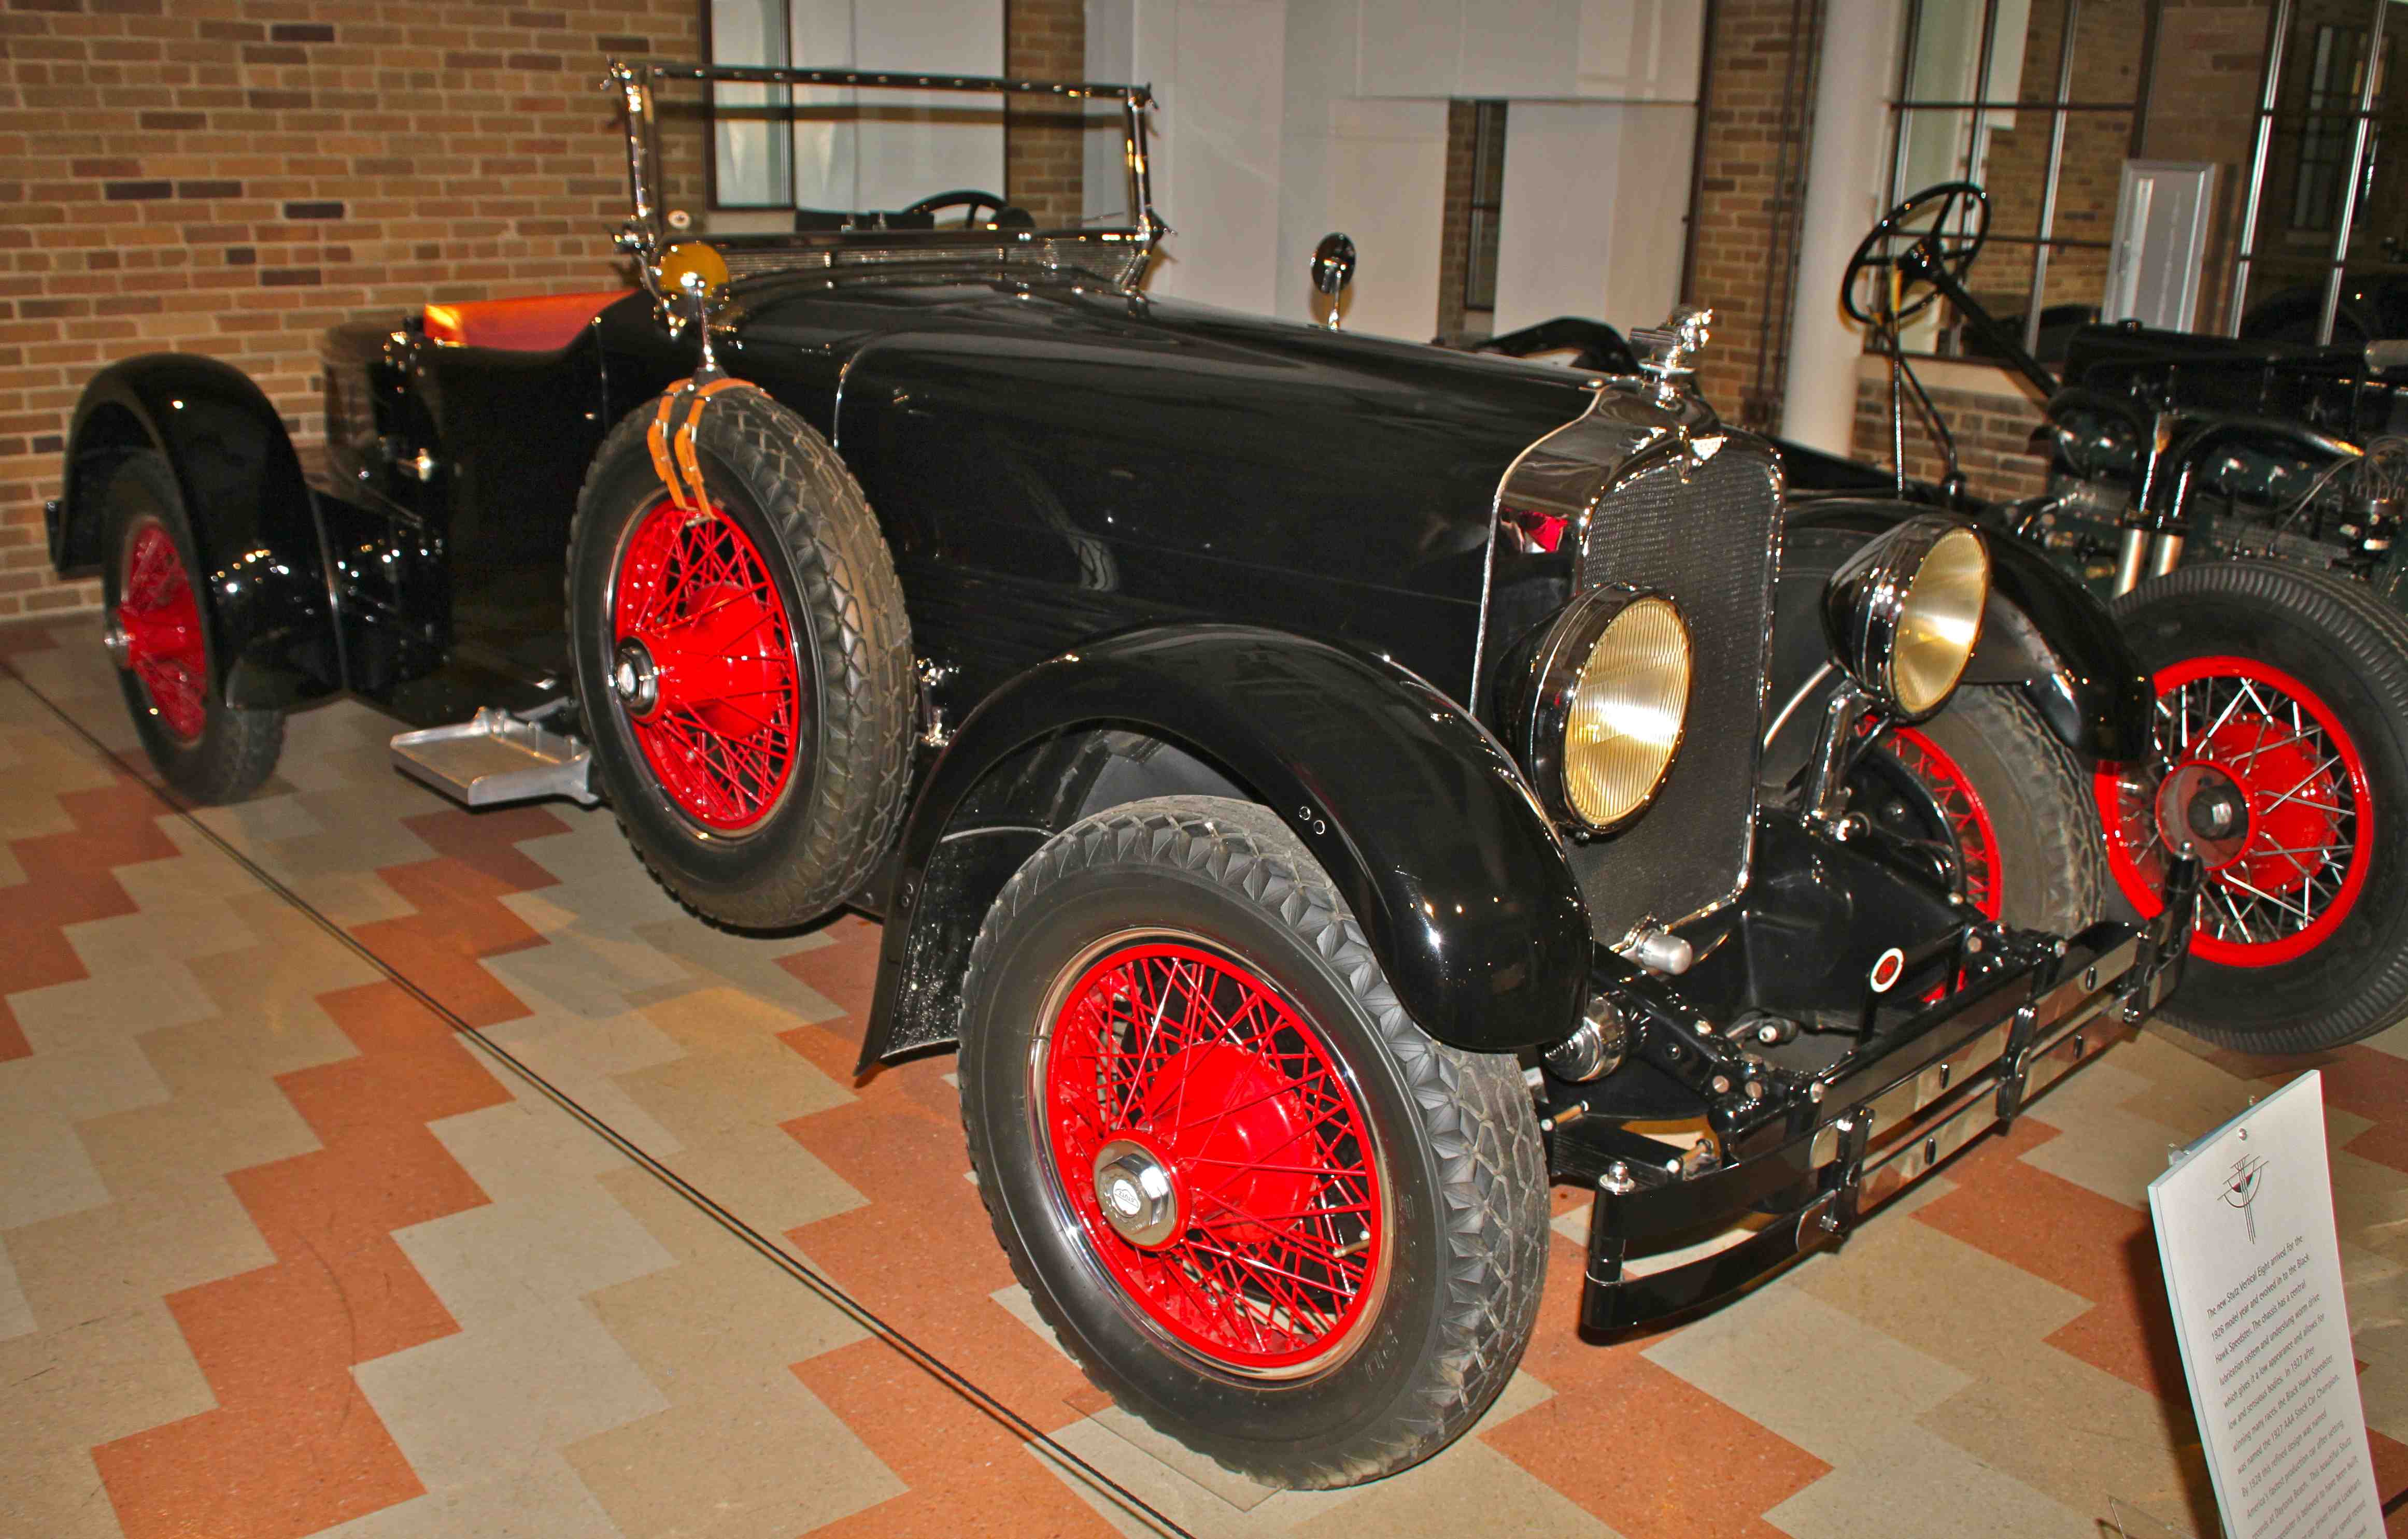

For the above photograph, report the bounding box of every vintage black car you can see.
[1766,181,2408,1058]
[44,67,2190,1488]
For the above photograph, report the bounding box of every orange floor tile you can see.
[1,613,2402,1539]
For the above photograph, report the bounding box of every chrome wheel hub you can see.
[102,621,132,670]
[1092,1139,1179,1248]
[612,640,659,716]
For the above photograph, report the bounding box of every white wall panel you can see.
[778,0,1002,212]
[1492,101,1695,335]
[1320,99,1448,337]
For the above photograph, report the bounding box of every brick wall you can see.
[1851,368,2050,500]
[2142,0,2272,330]
[1435,99,1479,340]
[0,0,714,621]
[1002,0,1082,227]
[1687,0,1820,429]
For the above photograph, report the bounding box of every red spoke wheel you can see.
[959,796,1546,1489]
[96,453,284,803]
[566,390,912,930]
[118,519,209,744]
[610,497,804,832]
[2096,657,2371,967]
[1037,937,1386,1376]
[2102,560,2408,1051]
[1853,715,2004,919]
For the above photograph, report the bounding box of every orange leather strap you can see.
[645,376,757,511]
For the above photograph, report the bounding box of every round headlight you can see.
[1893,526,1988,715]
[1507,587,1693,833]
[1821,516,1990,721]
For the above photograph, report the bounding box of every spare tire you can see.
[566,387,913,929]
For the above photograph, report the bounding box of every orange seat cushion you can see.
[422,290,634,351]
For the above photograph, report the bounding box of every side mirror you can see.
[1311,232,1356,330]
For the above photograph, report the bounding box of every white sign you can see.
[2148,1070,2382,1539]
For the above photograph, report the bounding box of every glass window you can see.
[1878,0,2156,365]
[700,0,1007,217]
[2230,0,2405,346]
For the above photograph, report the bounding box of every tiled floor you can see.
[0,611,2401,1539]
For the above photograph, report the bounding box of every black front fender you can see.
[58,354,339,710]
[1779,501,2152,763]
[862,625,1591,1068]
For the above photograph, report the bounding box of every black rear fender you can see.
[58,355,339,710]
[1774,502,2152,766]
[860,625,1591,1070]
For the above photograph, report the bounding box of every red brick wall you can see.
[1003,0,1083,227]
[1688,0,1820,429]
[0,0,717,620]
[1435,100,1480,340]
[1852,369,2050,500]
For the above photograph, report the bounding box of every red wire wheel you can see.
[117,519,209,745]
[1035,936,1387,1377]
[2095,655,2373,968]
[609,497,806,833]
[1863,718,2003,920]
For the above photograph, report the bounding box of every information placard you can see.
[2148,1070,2381,1539]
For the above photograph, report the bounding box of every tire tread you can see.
[959,796,1547,1490]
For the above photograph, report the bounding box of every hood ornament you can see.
[1631,305,1711,402]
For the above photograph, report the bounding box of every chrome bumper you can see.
[1579,886,2193,1334]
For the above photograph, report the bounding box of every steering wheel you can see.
[1842,181,1991,325]
[899,189,1031,230]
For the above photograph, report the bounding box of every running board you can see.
[390,708,598,808]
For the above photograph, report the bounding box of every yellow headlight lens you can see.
[1562,596,1692,828]
[1892,526,1989,716]
[657,239,730,294]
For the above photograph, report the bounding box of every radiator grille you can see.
[1570,440,1782,939]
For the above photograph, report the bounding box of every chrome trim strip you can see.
[1474,382,1614,705]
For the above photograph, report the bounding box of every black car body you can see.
[44,68,2191,1487]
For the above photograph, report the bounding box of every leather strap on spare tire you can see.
[567,380,914,930]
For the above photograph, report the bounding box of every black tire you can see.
[2104,559,2408,1052]
[1853,686,2109,934]
[566,389,912,929]
[957,795,1548,1489]
[98,452,284,803]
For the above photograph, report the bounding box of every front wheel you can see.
[2097,560,2408,1051]
[1851,686,2109,934]
[958,796,1548,1489]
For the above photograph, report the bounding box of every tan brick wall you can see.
[1003,0,1083,229]
[1851,369,2050,501]
[0,0,715,620]
[1688,0,1819,429]
[1435,99,1479,340]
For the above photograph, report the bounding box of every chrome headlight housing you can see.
[1821,517,1990,721]
[1506,586,1693,834]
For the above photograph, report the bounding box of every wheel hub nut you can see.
[612,640,659,715]
[1092,1139,1179,1248]
[2157,761,2249,867]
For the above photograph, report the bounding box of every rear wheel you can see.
[98,453,284,802]
[566,390,912,929]
[2097,560,2408,1051]
[958,796,1547,1489]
